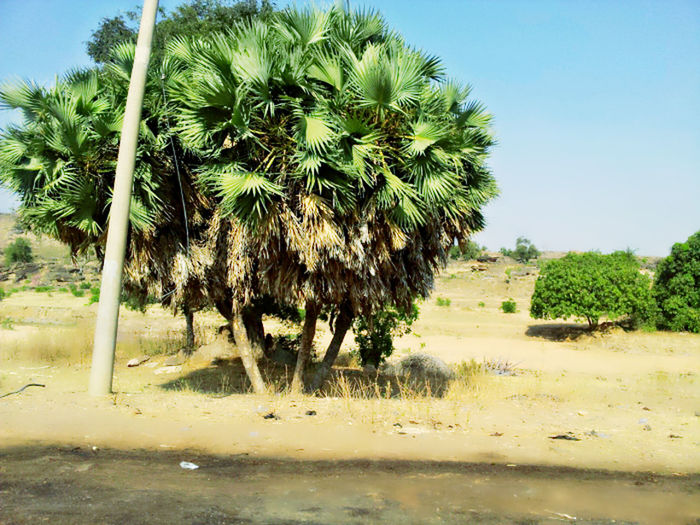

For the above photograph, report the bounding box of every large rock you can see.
[188,328,237,364]
[382,353,453,396]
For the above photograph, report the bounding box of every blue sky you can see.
[1,0,698,256]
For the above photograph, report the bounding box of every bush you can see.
[653,231,700,333]
[79,281,91,290]
[0,287,5,301]
[501,299,517,313]
[88,287,101,305]
[530,252,656,328]
[4,237,34,265]
[34,286,53,293]
[478,301,485,307]
[500,237,540,263]
[436,296,451,307]
[353,302,419,367]
[68,284,84,297]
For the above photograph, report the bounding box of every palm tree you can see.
[2,5,498,395]
[0,50,213,353]
[0,44,277,392]
[166,5,498,392]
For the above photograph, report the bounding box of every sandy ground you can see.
[1,261,699,522]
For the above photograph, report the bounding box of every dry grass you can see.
[0,321,183,366]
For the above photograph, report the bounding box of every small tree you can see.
[353,303,419,368]
[653,231,700,333]
[502,237,540,263]
[4,238,34,265]
[530,252,655,329]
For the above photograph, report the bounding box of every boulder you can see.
[127,355,150,367]
[382,353,453,396]
[188,329,237,364]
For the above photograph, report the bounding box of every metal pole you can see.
[89,0,159,396]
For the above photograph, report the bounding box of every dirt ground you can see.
[1,260,699,523]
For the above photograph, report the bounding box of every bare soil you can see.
[1,259,699,523]
[1,446,699,524]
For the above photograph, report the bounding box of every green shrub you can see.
[79,281,91,290]
[0,287,6,301]
[653,231,700,333]
[68,284,84,297]
[1,317,14,329]
[4,237,34,265]
[530,252,656,328]
[436,296,451,307]
[478,301,485,307]
[34,285,53,293]
[88,287,101,305]
[353,302,419,367]
[501,299,517,313]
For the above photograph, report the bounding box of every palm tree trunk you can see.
[242,305,265,357]
[215,296,266,394]
[231,313,267,394]
[291,301,319,394]
[184,306,195,354]
[308,306,353,393]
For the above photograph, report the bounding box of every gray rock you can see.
[383,353,453,396]
[154,365,182,375]
[127,355,150,367]
[164,355,185,367]
[189,331,236,363]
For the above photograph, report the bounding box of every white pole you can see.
[89,0,159,396]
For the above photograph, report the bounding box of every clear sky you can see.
[1,0,698,256]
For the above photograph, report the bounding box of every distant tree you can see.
[501,237,540,263]
[86,16,135,64]
[530,252,656,329]
[449,240,484,261]
[4,238,33,265]
[86,0,274,64]
[653,231,700,333]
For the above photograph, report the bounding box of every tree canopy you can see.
[530,251,655,328]
[501,236,539,263]
[653,231,700,333]
[87,0,274,64]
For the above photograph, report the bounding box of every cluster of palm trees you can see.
[0,5,497,393]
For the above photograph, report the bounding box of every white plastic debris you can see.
[179,461,199,470]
